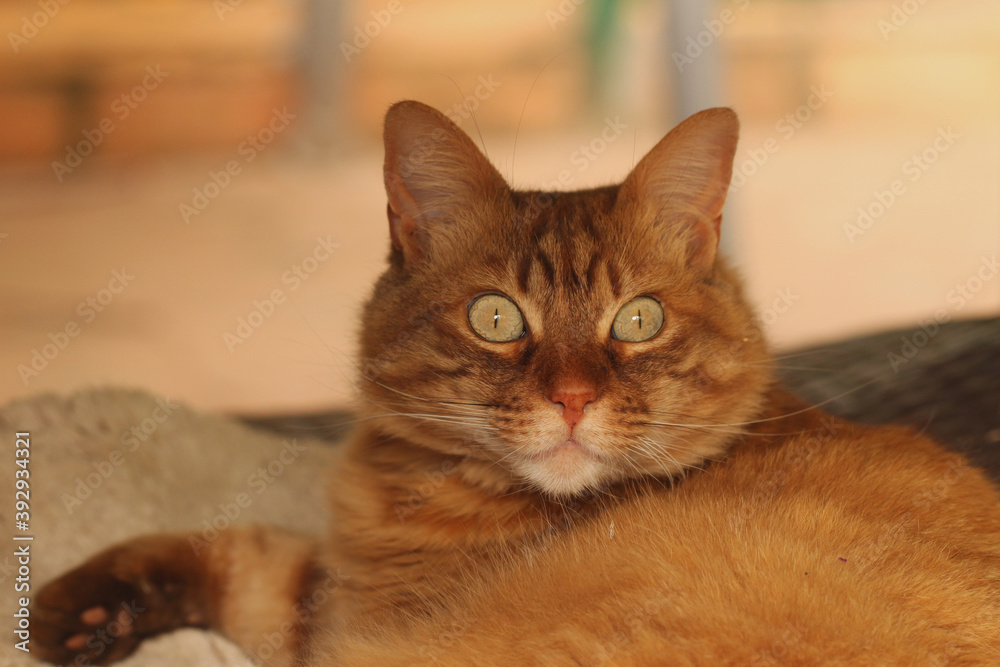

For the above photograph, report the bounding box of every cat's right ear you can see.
[617,107,739,272]
[383,101,508,263]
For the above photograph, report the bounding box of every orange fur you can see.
[331,398,1000,664]
[35,102,1000,666]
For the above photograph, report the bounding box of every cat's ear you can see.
[617,107,739,270]
[383,101,508,262]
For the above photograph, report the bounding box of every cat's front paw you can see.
[32,535,212,665]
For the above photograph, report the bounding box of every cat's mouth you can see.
[515,438,609,497]
[528,439,600,462]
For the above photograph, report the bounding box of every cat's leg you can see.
[33,525,325,667]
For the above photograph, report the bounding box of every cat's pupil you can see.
[494,309,499,329]
[636,309,643,329]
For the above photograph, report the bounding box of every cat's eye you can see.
[611,297,664,343]
[468,294,525,342]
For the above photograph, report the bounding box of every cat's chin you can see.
[516,440,609,497]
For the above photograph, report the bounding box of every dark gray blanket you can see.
[777,316,1000,485]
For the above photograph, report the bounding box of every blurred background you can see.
[0,0,997,415]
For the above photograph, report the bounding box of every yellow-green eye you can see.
[468,294,525,342]
[612,297,664,342]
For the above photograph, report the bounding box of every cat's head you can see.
[358,101,771,497]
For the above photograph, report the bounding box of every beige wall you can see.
[1,0,997,413]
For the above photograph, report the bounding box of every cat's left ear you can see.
[383,101,509,263]
[617,107,739,271]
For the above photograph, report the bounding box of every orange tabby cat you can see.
[35,102,1000,666]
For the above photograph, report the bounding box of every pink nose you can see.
[548,384,597,429]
